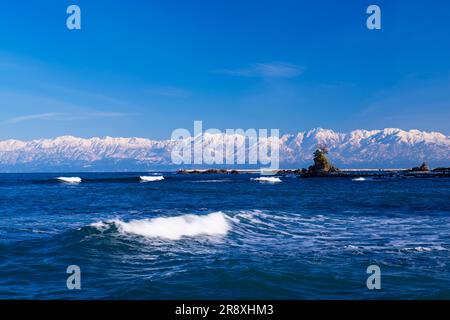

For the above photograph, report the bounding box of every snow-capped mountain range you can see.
[0,128,448,172]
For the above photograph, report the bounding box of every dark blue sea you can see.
[0,173,449,299]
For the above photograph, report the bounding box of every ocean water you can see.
[0,172,449,299]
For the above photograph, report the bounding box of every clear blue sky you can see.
[0,0,449,140]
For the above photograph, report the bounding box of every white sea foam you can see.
[352,177,366,181]
[57,177,82,183]
[140,175,164,182]
[90,221,108,230]
[92,212,230,240]
[412,247,432,252]
[345,245,360,250]
[252,177,282,183]
[403,246,447,252]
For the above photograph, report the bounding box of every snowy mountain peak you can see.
[0,128,448,171]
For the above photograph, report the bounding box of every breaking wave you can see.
[91,211,230,240]
[251,177,282,183]
[56,177,82,184]
[352,177,366,181]
[140,175,165,182]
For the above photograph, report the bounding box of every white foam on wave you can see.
[140,175,164,182]
[90,221,107,229]
[352,177,366,181]
[403,246,447,252]
[345,245,361,250]
[57,177,82,183]
[252,177,282,183]
[92,212,230,240]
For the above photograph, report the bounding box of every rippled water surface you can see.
[0,173,449,299]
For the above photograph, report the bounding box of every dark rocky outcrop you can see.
[410,162,430,172]
[306,147,338,176]
[432,167,450,172]
[276,169,303,175]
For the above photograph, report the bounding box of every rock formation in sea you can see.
[307,147,338,175]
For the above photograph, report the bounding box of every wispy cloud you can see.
[215,62,304,78]
[86,112,135,118]
[5,112,134,124]
[6,113,64,124]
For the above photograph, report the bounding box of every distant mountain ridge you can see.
[0,128,448,172]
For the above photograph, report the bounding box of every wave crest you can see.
[91,212,230,240]
[56,177,82,183]
[251,177,282,183]
[140,175,164,182]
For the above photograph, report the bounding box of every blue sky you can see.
[0,0,449,140]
